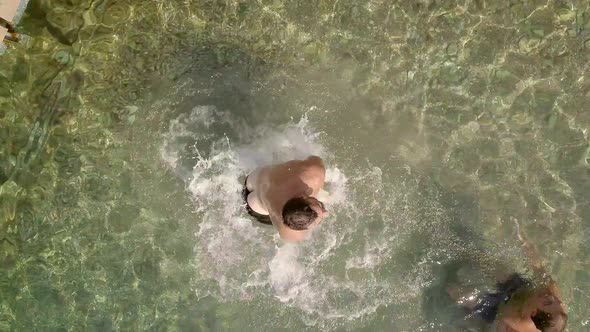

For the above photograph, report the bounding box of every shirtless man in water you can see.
[242,155,327,242]
[448,221,567,332]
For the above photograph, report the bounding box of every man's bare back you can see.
[244,156,327,241]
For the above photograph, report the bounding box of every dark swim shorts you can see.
[242,177,272,226]
[471,273,531,323]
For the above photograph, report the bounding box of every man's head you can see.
[499,289,568,332]
[282,196,326,231]
[528,291,568,332]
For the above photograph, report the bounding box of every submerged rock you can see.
[518,37,541,53]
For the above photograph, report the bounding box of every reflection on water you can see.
[1,0,589,330]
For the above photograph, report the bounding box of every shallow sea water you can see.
[1,0,589,331]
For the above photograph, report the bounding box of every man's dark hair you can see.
[531,310,567,332]
[282,197,318,231]
[531,310,552,331]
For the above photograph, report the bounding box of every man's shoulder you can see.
[277,224,308,242]
[305,155,324,165]
[300,158,325,190]
[304,156,325,173]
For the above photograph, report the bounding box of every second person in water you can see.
[243,155,327,242]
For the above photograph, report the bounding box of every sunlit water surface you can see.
[1,0,589,331]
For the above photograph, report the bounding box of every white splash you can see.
[160,105,451,326]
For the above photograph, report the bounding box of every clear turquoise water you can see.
[1,0,589,331]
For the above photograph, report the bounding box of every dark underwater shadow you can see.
[417,171,526,331]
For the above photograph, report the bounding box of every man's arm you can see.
[277,227,307,242]
[513,219,553,284]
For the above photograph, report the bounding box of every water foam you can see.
[161,105,453,326]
